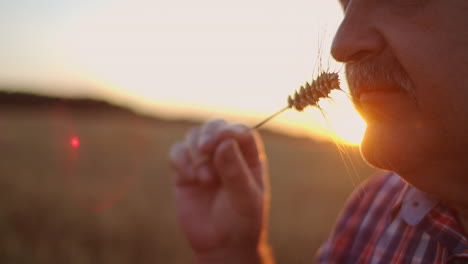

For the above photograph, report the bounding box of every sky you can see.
[0,0,366,144]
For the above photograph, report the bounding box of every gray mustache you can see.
[345,60,416,101]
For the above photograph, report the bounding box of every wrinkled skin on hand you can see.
[169,119,271,263]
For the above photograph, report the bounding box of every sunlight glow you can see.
[317,91,367,145]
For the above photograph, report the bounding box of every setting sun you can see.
[316,90,367,145]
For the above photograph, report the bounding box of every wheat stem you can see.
[251,106,290,129]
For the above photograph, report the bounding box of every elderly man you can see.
[169,0,468,263]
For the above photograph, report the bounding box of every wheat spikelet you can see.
[287,71,341,112]
[252,71,341,129]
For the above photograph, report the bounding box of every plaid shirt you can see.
[315,172,468,264]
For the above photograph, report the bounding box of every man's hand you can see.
[169,119,272,264]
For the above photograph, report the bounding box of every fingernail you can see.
[198,166,212,184]
[218,139,237,165]
[198,136,212,151]
[193,155,208,168]
[186,166,196,181]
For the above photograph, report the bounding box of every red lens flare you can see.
[70,137,80,148]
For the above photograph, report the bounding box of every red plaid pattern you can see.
[315,172,468,263]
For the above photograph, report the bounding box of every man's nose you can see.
[331,7,384,63]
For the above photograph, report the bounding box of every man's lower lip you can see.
[358,90,410,122]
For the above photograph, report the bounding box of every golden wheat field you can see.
[0,95,376,264]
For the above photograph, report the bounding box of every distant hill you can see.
[0,90,322,143]
[0,91,132,113]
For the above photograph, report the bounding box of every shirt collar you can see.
[391,179,439,226]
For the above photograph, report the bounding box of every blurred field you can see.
[0,93,376,263]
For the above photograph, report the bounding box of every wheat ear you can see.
[253,71,341,128]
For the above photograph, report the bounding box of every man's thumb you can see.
[213,139,259,208]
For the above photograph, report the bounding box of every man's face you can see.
[332,0,468,189]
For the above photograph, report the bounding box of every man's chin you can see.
[360,122,466,200]
[360,125,392,171]
[354,90,429,172]
[359,123,424,173]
